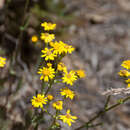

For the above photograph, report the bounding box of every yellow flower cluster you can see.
[118,60,130,88]
[31,22,86,127]
[0,57,6,68]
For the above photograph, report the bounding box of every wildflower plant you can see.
[30,22,130,130]
[31,21,85,129]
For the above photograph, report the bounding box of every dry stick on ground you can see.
[75,95,130,130]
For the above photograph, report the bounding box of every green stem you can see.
[45,81,53,96]
[41,81,45,94]
[75,96,130,130]
[45,110,53,118]
[48,110,59,130]
[104,95,111,109]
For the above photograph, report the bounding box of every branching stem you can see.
[75,96,130,130]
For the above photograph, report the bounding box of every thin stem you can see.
[75,96,130,130]
[45,110,53,118]
[15,0,30,60]
[41,82,45,94]
[48,110,59,130]
[45,81,53,96]
[88,122,103,128]
[104,95,111,109]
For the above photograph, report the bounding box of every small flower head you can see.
[76,70,86,78]
[121,60,130,70]
[37,66,55,82]
[31,94,47,108]
[60,87,75,100]
[59,109,77,126]
[47,63,52,67]
[50,41,65,55]
[31,35,38,42]
[40,33,55,43]
[118,70,130,77]
[41,48,57,61]
[52,100,63,110]
[0,57,6,68]
[62,43,75,54]
[62,70,77,86]
[50,41,75,55]
[57,62,67,72]
[41,22,56,31]
[47,94,54,101]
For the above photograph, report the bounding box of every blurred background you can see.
[0,0,130,130]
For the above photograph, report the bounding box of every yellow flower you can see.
[127,84,130,88]
[41,22,56,31]
[57,62,67,72]
[47,63,52,67]
[40,33,55,43]
[37,66,55,82]
[62,70,77,86]
[118,70,130,77]
[31,35,38,42]
[125,79,130,83]
[60,87,75,100]
[59,109,77,126]
[52,100,63,110]
[0,57,6,67]
[50,41,65,55]
[62,42,75,54]
[121,60,130,70]
[76,70,86,78]
[41,48,57,61]
[31,94,47,108]
[50,41,75,55]
[47,94,54,101]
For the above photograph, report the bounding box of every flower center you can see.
[67,74,71,79]
[44,33,49,37]
[66,114,71,119]
[35,97,42,102]
[47,50,52,55]
[56,102,60,106]
[121,70,127,75]
[48,23,52,26]
[65,90,71,95]
[43,69,50,76]
[54,45,59,50]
